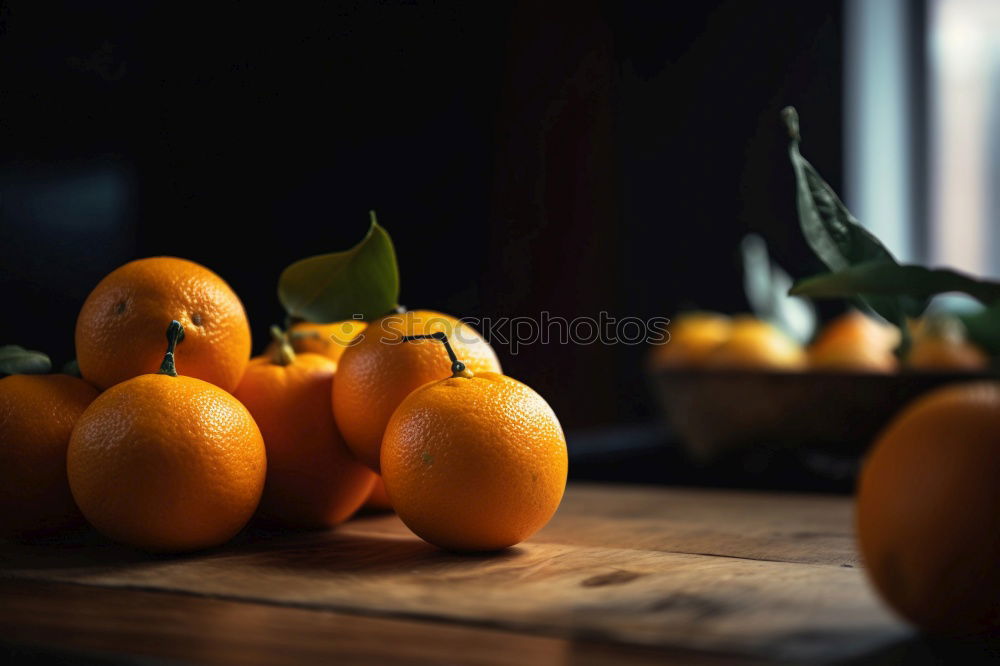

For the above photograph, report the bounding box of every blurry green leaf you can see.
[741,234,816,343]
[0,345,52,375]
[61,358,81,377]
[960,302,1000,356]
[782,107,898,271]
[790,262,1000,306]
[781,107,922,342]
[278,211,400,323]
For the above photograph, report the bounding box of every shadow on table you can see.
[840,633,1000,665]
[1,520,525,579]
[568,423,859,494]
[0,641,172,666]
[0,528,160,571]
[227,531,526,575]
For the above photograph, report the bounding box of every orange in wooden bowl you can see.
[649,312,732,369]
[907,315,988,372]
[808,310,899,373]
[705,316,806,371]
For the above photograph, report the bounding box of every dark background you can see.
[0,0,844,431]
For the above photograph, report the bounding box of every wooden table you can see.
[0,484,916,664]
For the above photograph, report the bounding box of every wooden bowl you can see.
[649,369,997,463]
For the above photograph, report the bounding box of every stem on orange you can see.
[402,332,473,378]
[158,320,184,377]
[269,325,296,366]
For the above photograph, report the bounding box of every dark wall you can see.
[0,0,844,428]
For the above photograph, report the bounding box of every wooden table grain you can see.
[0,483,913,665]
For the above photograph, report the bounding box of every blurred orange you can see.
[808,310,899,373]
[856,382,1000,634]
[907,315,988,371]
[649,312,731,369]
[706,316,806,370]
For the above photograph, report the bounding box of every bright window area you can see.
[929,0,1000,279]
[847,0,1000,278]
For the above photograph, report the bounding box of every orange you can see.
[808,310,899,372]
[264,320,367,363]
[908,339,988,371]
[856,382,1000,634]
[649,311,731,369]
[363,477,393,512]
[76,257,251,392]
[381,334,566,551]
[234,329,375,528]
[0,374,99,537]
[706,316,806,370]
[907,316,988,372]
[68,322,266,552]
[333,310,501,471]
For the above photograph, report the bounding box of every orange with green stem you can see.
[263,320,367,364]
[235,326,376,528]
[333,309,501,471]
[68,321,266,552]
[381,332,567,552]
[75,257,252,392]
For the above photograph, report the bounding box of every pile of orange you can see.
[649,312,807,371]
[650,309,990,373]
[1,254,567,554]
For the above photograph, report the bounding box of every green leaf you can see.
[781,107,920,339]
[740,233,816,343]
[960,302,1000,356]
[61,358,82,378]
[781,107,898,271]
[790,262,1000,306]
[0,345,52,375]
[278,211,401,323]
